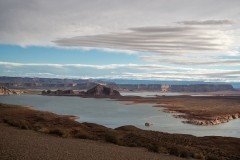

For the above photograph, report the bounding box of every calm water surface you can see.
[121,92,182,97]
[0,94,239,138]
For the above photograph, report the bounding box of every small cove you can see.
[0,94,240,138]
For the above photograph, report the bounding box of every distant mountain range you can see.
[100,79,240,89]
[0,76,239,92]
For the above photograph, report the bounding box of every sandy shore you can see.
[0,123,185,160]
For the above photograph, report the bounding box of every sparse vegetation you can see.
[147,143,159,153]
[39,127,50,134]
[194,153,205,160]
[3,118,33,130]
[49,128,70,138]
[169,147,179,156]
[105,132,118,144]
[75,132,88,139]
[180,150,190,158]
[159,146,168,154]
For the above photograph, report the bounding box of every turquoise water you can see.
[0,95,240,138]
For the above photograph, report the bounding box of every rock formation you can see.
[179,113,240,126]
[117,84,236,92]
[0,76,238,92]
[0,86,18,95]
[145,122,153,126]
[85,84,121,96]
[42,89,74,95]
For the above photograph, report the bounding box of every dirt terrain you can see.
[1,102,240,160]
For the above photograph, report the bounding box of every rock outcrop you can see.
[117,84,236,92]
[0,86,18,95]
[180,113,240,126]
[145,122,153,126]
[42,90,74,95]
[85,84,121,96]
[0,77,238,92]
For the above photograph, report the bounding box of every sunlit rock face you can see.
[85,84,120,96]
[0,86,17,95]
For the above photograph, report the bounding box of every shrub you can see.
[4,119,21,128]
[75,133,88,139]
[180,150,190,158]
[147,143,159,153]
[105,133,118,144]
[206,154,221,160]
[33,124,43,131]
[169,147,179,156]
[39,127,50,134]
[3,118,32,130]
[194,153,205,160]
[160,146,168,154]
[19,120,33,130]
[49,128,70,138]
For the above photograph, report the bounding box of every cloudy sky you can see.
[1,0,240,82]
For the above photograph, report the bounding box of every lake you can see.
[0,94,240,138]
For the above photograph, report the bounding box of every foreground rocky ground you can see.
[0,123,185,160]
[0,103,240,160]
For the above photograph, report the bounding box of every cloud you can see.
[0,61,174,70]
[54,25,230,55]
[1,0,240,47]
[176,19,236,25]
[139,56,240,66]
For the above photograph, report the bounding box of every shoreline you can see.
[111,95,240,126]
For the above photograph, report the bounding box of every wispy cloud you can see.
[139,56,240,66]
[176,19,236,25]
[54,25,230,55]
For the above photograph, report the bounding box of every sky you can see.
[0,0,240,82]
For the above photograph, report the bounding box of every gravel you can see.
[0,123,184,160]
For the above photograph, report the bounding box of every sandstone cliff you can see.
[117,84,236,92]
[0,77,237,92]
[0,86,18,95]
[85,84,121,96]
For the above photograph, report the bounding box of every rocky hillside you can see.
[117,84,236,92]
[85,84,121,96]
[0,77,237,92]
[0,86,18,95]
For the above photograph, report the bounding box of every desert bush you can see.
[33,123,44,131]
[4,119,21,128]
[160,146,168,154]
[39,127,50,134]
[194,153,205,160]
[189,151,195,158]
[206,154,221,160]
[20,120,33,130]
[169,147,179,156]
[3,118,32,130]
[147,143,159,153]
[180,150,190,158]
[105,133,118,144]
[127,143,138,147]
[75,133,88,139]
[49,128,70,138]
